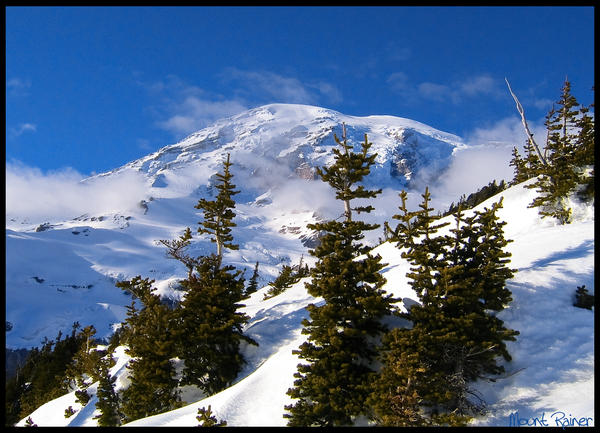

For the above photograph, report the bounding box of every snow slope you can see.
[6,103,466,349]
[16,180,595,427]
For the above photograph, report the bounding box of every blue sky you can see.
[6,6,595,176]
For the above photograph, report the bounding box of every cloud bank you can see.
[6,161,148,223]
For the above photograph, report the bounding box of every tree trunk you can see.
[505,78,548,166]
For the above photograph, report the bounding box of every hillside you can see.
[15,180,595,427]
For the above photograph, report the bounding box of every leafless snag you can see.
[505,77,548,166]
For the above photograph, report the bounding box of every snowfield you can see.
[15,180,595,427]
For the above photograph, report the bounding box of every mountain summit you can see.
[99,103,465,199]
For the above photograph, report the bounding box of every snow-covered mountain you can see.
[6,103,594,427]
[6,103,466,350]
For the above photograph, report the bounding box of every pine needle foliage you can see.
[244,261,260,297]
[511,79,595,223]
[177,254,257,395]
[117,277,181,423]
[93,352,122,426]
[195,153,240,263]
[371,192,518,426]
[285,128,396,426]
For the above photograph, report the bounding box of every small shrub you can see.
[197,405,227,427]
[64,405,76,418]
[75,389,90,405]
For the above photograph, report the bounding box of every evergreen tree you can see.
[510,140,542,185]
[65,325,105,390]
[263,264,295,300]
[285,127,395,426]
[195,153,239,265]
[370,195,518,426]
[117,277,181,422]
[573,285,594,310]
[6,323,85,425]
[526,79,593,223]
[263,257,309,300]
[509,146,528,185]
[93,352,122,427]
[165,153,257,396]
[177,255,257,395]
[74,388,91,406]
[573,96,595,202]
[523,139,543,179]
[64,406,76,418]
[244,261,260,297]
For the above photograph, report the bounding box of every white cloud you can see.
[222,68,316,104]
[386,72,409,93]
[9,123,37,137]
[6,77,31,96]
[464,116,547,149]
[390,73,502,105]
[424,115,548,210]
[139,75,248,137]
[459,74,497,97]
[141,70,342,138]
[417,81,453,102]
[6,161,148,223]
[157,96,248,136]
[429,143,514,210]
[221,67,342,107]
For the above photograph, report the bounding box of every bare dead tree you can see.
[505,78,548,166]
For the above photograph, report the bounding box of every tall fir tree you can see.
[285,126,396,426]
[509,146,528,185]
[195,153,239,265]
[171,154,257,395]
[117,277,181,422]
